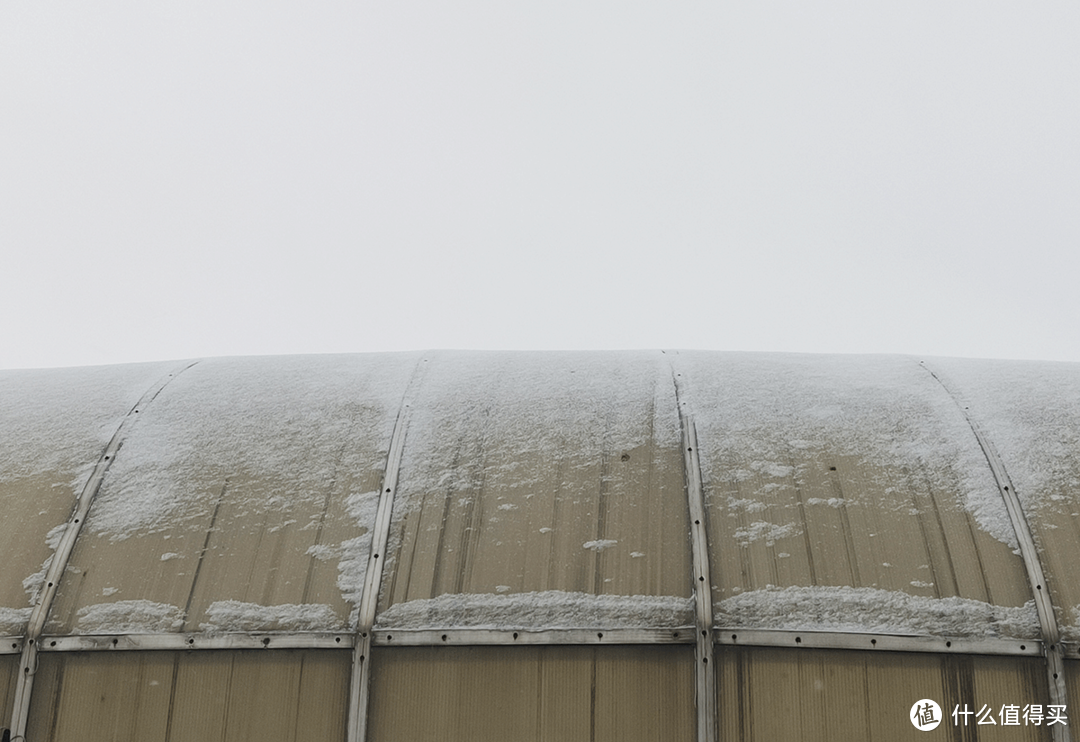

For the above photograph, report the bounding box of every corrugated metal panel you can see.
[44,355,418,634]
[926,358,1080,642]
[719,646,1052,741]
[379,352,693,630]
[1067,660,1079,720]
[1,654,18,731]
[672,353,1035,638]
[25,649,349,741]
[368,645,694,742]
[0,363,172,636]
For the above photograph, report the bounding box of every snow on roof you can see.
[1,351,1077,637]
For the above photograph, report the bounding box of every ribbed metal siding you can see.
[0,654,17,732]
[25,650,349,741]
[927,358,1080,642]
[43,355,418,635]
[379,352,692,628]
[367,645,695,742]
[718,647,1052,741]
[0,363,171,635]
[671,353,1034,634]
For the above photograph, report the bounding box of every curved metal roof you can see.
[2,350,1078,741]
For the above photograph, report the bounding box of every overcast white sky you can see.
[2,1,1078,370]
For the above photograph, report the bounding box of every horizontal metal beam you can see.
[717,628,1044,657]
[39,632,354,652]
[372,627,695,646]
[2,628,1063,658]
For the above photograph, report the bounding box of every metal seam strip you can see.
[8,361,198,741]
[346,359,421,742]
[2,627,1056,657]
[921,359,1071,742]
[671,362,718,742]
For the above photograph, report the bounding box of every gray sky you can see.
[2,0,1078,370]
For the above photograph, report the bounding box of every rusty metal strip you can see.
[8,361,197,741]
[671,361,718,742]
[346,360,422,742]
[921,359,1070,742]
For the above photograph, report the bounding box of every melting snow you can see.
[0,607,32,635]
[75,600,185,634]
[582,539,618,551]
[376,591,695,629]
[716,586,1039,639]
[733,521,800,547]
[673,353,1020,550]
[201,601,338,632]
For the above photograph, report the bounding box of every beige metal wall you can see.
[25,649,349,742]
[43,355,419,635]
[0,363,173,635]
[719,646,1052,741]
[379,352,693,629]
[928,358,1080,642]
[367,645,694,742]
[672,353,1035,636]
[1,654,17,733]
[3,352,1078,742]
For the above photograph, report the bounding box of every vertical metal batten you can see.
[671,361,718,742]
[7,362,197,741]
[346,360,421,742]
[922,360,1071,742]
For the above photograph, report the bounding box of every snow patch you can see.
[583,539,618,551]
[805,497,845,508]
[376,591,695,629]
[306,544,337,561]
[0,607,32,635]
[716,586,1039,639]
[674,353,1021,550]
[160,552,180,561]
[337,490,380,627]
[75,600,185,634]
[733,521,800,547]
[1062,606,1080,643]
[200,601,338,632]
